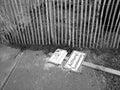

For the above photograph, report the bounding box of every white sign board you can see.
[48,49,68,65]
[64,51,86,72]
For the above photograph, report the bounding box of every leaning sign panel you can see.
[47,49,68,65]
[64,51,86,72]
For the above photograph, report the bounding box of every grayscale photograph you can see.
[0,0,120,90]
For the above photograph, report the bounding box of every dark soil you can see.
[91,49,120,90]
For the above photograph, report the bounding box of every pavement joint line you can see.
[0,50,23,90]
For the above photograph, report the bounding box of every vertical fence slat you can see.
[90,0,97,48]
[86,2,92,48]
[79,0,83,48]
[60,0,63,45]
[65,0,68,45]
[72,0,76,47]
[76,0,80,47]
[48,0,54,44]
[96,0,106,48]
[53,0,57,45]
[42,0,48,45]
[68,0,71,46]
[56,0,60,45]
[45,0,51,45]
[82,0,87,48]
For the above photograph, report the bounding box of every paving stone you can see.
[3,50,100,90]
[0,45,20,88]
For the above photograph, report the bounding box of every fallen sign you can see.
[64,51,86,72]
[47,49,68,65]
[65,51,120,76]
[48,49,120,76]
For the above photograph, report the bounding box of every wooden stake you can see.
[83,61,120,76]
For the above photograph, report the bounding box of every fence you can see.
[0,0,119,48]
